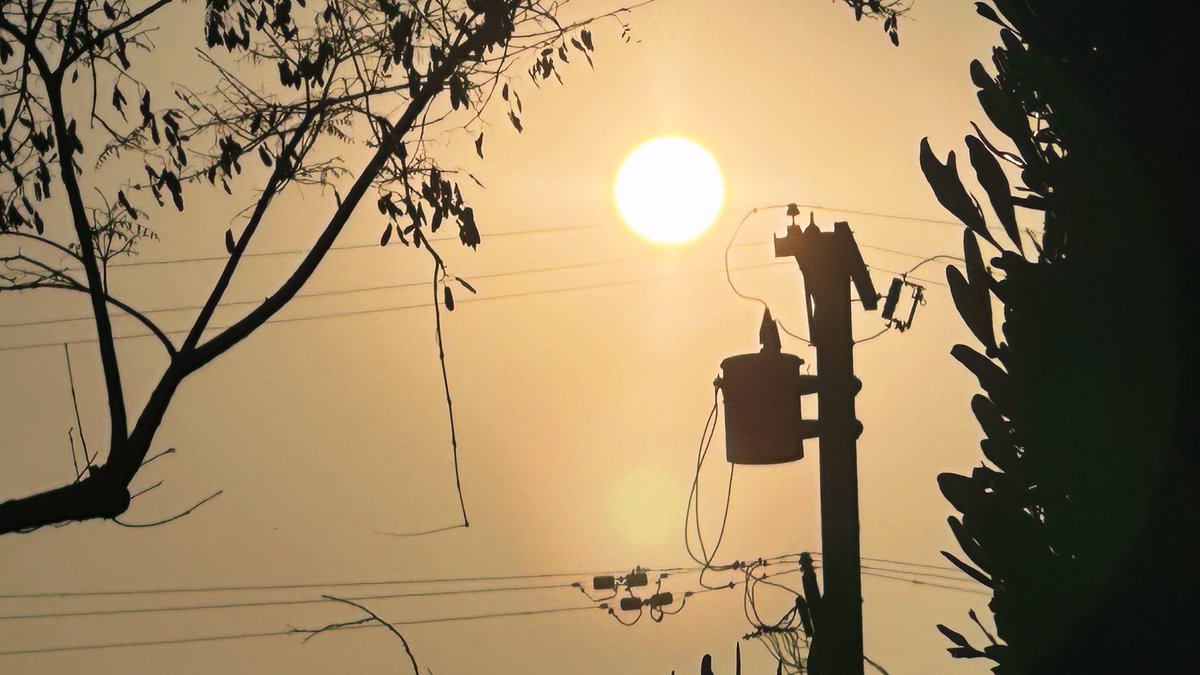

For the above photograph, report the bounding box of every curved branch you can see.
[0,281,177,355]
[112,489,222,528]
[313,596,423,674]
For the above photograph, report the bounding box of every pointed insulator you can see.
[759,307,781,354]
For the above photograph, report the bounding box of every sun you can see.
[614,137,724,245]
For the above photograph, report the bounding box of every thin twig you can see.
[129,480,164,501]
[62,343,92,474]
[140,447,176,467]
[112,490,222,528]
[299,595,422,674]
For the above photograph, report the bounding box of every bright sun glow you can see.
[615,137,724,244]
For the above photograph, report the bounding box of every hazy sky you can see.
[2,1,1015,672]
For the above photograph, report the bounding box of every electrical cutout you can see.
[880,276,925,333]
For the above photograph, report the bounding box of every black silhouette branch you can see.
[0,1,640,535]
[295,595,423,674]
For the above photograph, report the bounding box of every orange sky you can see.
[1,1,1019,672]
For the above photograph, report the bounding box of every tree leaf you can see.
[938,624,973,649]
[474,132,484,158]
[947,264,996,352]
[938,473,986,517]
[952,344,1009,406]
[947,515,994,578]
[380,223,392,246]
[941,550,995,588]
[443,285,455,311]
[919,138,997,248]
[966,135,1022,252]
[224,229,235,254]
[974,2,1012,31]
[458,207,479,249]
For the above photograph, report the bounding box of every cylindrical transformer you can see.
[624,572,648,588]
[720,351,815,465]
[619,596,642,611]
[592,575,616,591]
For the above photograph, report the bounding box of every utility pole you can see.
[774,214,877,675]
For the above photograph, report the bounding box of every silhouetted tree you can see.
[910,2,1194,673]
[0,0,632,534]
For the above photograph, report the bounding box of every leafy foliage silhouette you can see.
[0,0,630,534]
[918,2,1195,673]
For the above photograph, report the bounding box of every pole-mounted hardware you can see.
[881,276,925,333]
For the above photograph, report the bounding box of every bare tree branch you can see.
[296,595,423,674]
[112,489,222,528]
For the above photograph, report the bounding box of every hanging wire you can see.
[902,254,964,278]
[724,206,812,345]
[682,382,747,591]
[854,325,892,345]
[0,604,608,657]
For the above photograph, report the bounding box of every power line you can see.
[2,561,801,623]
[0,604,606,657]
[860,570,990,596]
[87,224,607,271]
[0,566,666,600]
[1,236,955,333]
[0,257,815,353]
[0,268,657,353]
[865,264,946,288]
[21,201,975,274]
[0,554,805,603]
[0,253,653,331]
[0,246,960,355]
[0,579,581,622]
[786,202,962,228]
[855,555,963,574]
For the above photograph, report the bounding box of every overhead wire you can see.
[0,244,808,333]
[859,570,990,596]
[0,579,582,622]
[0,566,679,600]
[55,223,609,271]
[8,199,970,274]
[0,555,985,659]
[1,232,961,353]
[0,253,655,331]
[0,603,607,657]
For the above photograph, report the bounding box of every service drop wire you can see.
[683,382,740,590]
[724,205,811,345]
[683,384,719,567]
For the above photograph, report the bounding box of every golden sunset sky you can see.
[1,1,1021,672]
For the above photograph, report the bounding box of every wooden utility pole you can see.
[775,216,877,675]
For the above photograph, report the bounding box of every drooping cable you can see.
[724,206,812,346]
